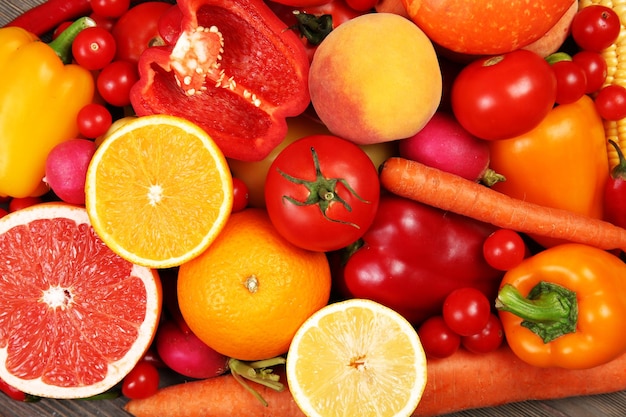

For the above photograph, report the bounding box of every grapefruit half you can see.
[0,203,162,399]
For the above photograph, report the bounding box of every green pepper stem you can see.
[495,282,578,343]
[48,16,96,64]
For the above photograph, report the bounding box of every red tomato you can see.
[122,360,160,399]
[417,316,461,359]
[571,5,621,53]
[595,84,626,121]
[572,50,608,94]
[72,26,117,71]
[442,287,491,337]
[461,313,504,354]
[77,103,113,139]
[231,177,249,213]
[482,229,526,271]
[97,60,139,107]
[112,2,173,63]
[451,49,557,141]
[264,135,380,252]
[551,60,587,105]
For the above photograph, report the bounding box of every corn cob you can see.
[579,0,626,169]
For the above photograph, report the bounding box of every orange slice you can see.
[85,114,233,268]
[286,298,427,417]
[0,203,162,399]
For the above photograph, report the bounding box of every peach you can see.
[308,13,442,145]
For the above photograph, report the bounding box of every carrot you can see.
[379,157,626,252]
[125,347,626,417]
[414,346,626,416]
[124,371,306,417]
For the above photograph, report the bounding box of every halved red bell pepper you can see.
[130,0,311,162]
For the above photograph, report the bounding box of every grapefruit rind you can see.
[0,203,162,399]
[286,298,427,417]
[85,114,234,269]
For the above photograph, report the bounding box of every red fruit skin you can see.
[604,140,626,229]
[398,112,490,181]
[604,179,626,228]
[339,194,504,326]
[44,139,96,205]
[130,0,310,162]
[156,320,230,379]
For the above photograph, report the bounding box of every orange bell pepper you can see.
[496,243,626,370]
[0,18,95,198]
[488,96,609,238]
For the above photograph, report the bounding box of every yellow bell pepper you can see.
[0,18,95,198]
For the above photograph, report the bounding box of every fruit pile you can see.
[1,0,626,416]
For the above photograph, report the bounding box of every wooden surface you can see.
[2,1,626,416]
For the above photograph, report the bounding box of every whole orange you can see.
[402,0,574,55]
[177,208,331,361]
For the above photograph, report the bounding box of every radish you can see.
[398,112,504,185]
[44,139,96,205]
[156,320,230,380]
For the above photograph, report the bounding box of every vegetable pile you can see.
[3,0,626,415]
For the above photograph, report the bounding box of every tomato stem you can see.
[277,146,371,228]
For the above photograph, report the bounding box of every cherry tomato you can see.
[572,50,608,94]
[451,49,557,141]
[344,0,377,11]
[77,103,113,139]
[8,196,43,212]
[97,60,139,107]
[72,27,117,71]
[483,229,526,271]
[122,360,160,399]
[91,0,131,18]
[89,13,117,31]
[442,287,492,337]
[417,316,461,359]
[231,177,249,213]
[112,2,173,63]
[594,84,626,121]
[551,60,587,105]
[264,135,380,252]
[461,313,504,354]
[571,5,621,53]
[0,208,8,219]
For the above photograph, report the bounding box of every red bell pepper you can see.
[130,0,310,162]
[335,194,504,325]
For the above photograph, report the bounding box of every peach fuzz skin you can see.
[308,13,442,145]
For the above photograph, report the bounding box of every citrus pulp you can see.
[286,298,427,417]
[0,203,162,399]
[85,114,233,269]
